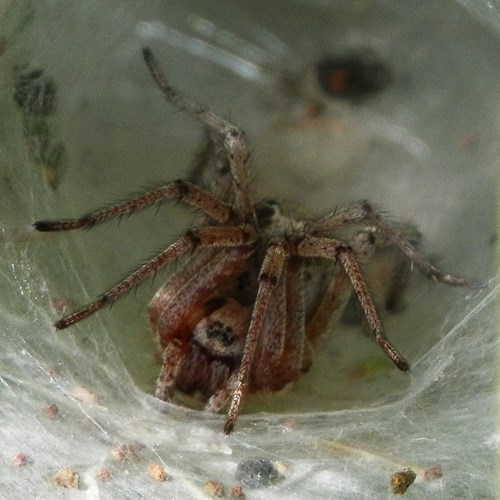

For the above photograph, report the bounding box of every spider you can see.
[34,48,479,434]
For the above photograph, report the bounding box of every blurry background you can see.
[0,1,497,498]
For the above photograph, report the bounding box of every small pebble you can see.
[95,468,112,481]
[390,468,416,495]
[235,456,280,488]
[147,464,169,482]
[230,485,246,498]
[51,468,80,489]
[43,403,59,419]
[423,465,443,481]
[204,479,225,497]
[12,452,28,467]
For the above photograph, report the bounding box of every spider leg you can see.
[253,259,308,390]
[34,180,232,232]
[283,258,307,373]
[189,130,232,202]
[155,341,186,402]
[205,371,238,414]
[305,262,352,344]
[295,235,409,372]
[224,240,288,434]
[252,265,287,389]
[306,228,380,340]
[142,48,253,219]
[54,225,256,329]
[309,200,482,288]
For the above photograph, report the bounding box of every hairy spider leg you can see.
[142,47,254,220]
[250,258,310,391]
[34,180,232,231]
[208,256,309,410]
[306,229,375,345]
[224,241,288,434]
[305,226,407,342]
[251,264,287,388]
[46,225,255,329]
[189,130,233,202]
[309,201,482,288]
[295,236,409,371]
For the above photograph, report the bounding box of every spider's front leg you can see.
[142,48,254,220]
[250,258,310,391]
[295,235,409,371]
[339,225,419,326]
[34,180,232,231]
[33,177,242,328]
[309,201,482,288]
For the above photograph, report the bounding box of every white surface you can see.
[0,0,497,497]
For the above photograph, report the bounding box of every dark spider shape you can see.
[315,49,391,102]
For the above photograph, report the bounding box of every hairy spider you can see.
[34,48,479,434]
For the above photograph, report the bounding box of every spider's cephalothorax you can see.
[34,48,480,434]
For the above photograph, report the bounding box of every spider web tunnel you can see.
[0,0,498,498]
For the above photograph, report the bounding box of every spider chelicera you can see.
[34,48,479,434]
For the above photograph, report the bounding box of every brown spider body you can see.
[34,48,480,434]
[149,199,411,411]
[149,201,320,409]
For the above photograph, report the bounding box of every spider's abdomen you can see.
[148,247,254,347]
[149,246,256,404]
